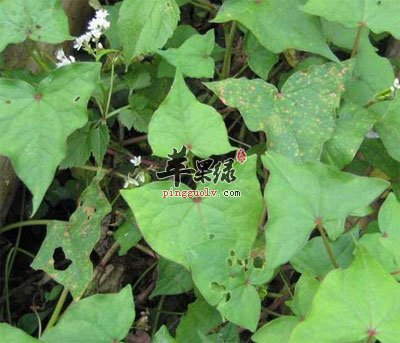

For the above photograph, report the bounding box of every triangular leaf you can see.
[262,152,388,269]
[0,63,101,213]
[206,62,351,162]
[158,30,215,78]
[42,285,134,343]
[121,155,262,267]
[149,70,233,158]
[290,248,400,343]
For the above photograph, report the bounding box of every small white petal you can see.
[130,156,141,166]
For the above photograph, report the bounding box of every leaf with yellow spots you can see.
[31,177,111,299]
[206,62,352,162]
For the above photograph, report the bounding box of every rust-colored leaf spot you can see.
[367,328,376,337]
[34,93,43,101]
[382,231,388,238]
[193,197,202,203]
[315,217,322,226]
[186,143,193,150]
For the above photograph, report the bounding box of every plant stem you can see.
[0,220,56,235]
[105,104,131,120]
[151,296,165,337]
[190,0,215,13]
[351,23,365,58]
[135,243,157,258]
[77,165,128,181]
[133,261,158,291]
[43,287,69,333]
[221,21,237,79]
[317,223,339,269]
[279,269,293,298]
[103,59,116,121]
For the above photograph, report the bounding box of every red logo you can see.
[236,148,247,164]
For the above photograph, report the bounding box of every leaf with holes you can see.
[121,155,262,267]
[187,238,269,331]
[206,62,352,162]
[302,0,400,39]
[148,69,233,158]
[158,30,215,78]
[0,0,72,52]
[290,248,400,343]
[0,63,101,214]
[31,177,111,299]
[213,0,337,61]
[42,285,134,343]
[262,152,388,270]
[118,0,180,62]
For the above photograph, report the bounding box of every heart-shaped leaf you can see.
[213,0,337,61]
[252,316,299,343]
[0,0,72,52]
[148,70,233,158]
[158,30,215,78]
[290,248,400,343]
[31,177,111,299]
[42,285,134,343]
[118,0,180,62]
[121,155,262,267]
[0,63,101,213]
[302,0,400,38]
[206,62,352,162]
[262,152,388,269]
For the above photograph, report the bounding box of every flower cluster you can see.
[123,156,145,188]
[74,9,110,52]
[55,48,76,68]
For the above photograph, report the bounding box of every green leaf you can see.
[187,239,265,331]
[158,30,215,78]
[322,102,376,169]
[0,63,101,213]
[291,231,358,278]
[252,316,299,343]
[176,298,223,343]
[243,32,279,80]
[0,0,71,52]
[290,248,400,343]
[42,285,135,343]
[213,0,337,61]
[378,193,400,266]
[0,323,38,343]
[321,19,359,50]
[113,210,142,256]
[89,123,110,165]
[59,124,92,169]
[121,155,262,267]
[104,2,122,49]
[345,40,394,106]
[262,152,389,270]
[151,257,194,298]
[31,177,111,299]
[302,0,400,38]
[286,274,320,319]
[154,326,177,343]
[206,62,351,162]
[118,0,180,62]
[375,94,400,162]
[148,70,233,158]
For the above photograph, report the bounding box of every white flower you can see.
[96,9,109,20]
[73,32,92,50]
[55,48,76,68]
[123,178,139,188]
[130,156,141,167]
[393,78,400,90]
